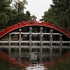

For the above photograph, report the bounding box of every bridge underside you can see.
[0,26,70,62]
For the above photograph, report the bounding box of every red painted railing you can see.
[0,21,70,38]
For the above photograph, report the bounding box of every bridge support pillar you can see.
[29,27,32,61]
[40,27,43,63]
[29,44,32,61]
[19,45,21,62]
[50,29,53,61]
[40,44,42,63]
[60,34,62,56]
[19,29,21,62]
[9,33,11,56]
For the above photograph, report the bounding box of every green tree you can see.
[0,0,12,12]
[7,11,32,26]
[41,8,58,24]
[6,0,28,26]
[51,0,70,30]
[5,0,31,26]
[0,13,9,28]
[6,8,19,26]
[42,0,70,30]
[26,11,31,21]
[31,15,37,21]
[13,0,27,13]
[0,0,12,28]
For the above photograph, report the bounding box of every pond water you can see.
[25,64,48,70]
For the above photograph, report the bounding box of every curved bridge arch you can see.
[0,21,70,66]
[0,21,70,38]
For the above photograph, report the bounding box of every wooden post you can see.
[29,27,32,61]
[60,34,62,56]
[50,29,53,60]
[40,27,43,63]
[19,29,21,62]
[9,33,11,56]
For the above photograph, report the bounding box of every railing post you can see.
[9,33,11,56]
[29,27,32,61]
[60,34,62,56]
[40,27,43,63]
[50,29,53,60]
[19,29,21,62]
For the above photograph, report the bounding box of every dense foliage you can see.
[41,0,70,30]
[0,0,11,28]
[0,0,36,28]
[1,0,70,30]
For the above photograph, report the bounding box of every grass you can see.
[48,57,70,70]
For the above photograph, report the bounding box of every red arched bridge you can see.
[0,21,70,38]
[0,21,70,67]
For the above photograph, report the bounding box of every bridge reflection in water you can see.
[0,22,70,64]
